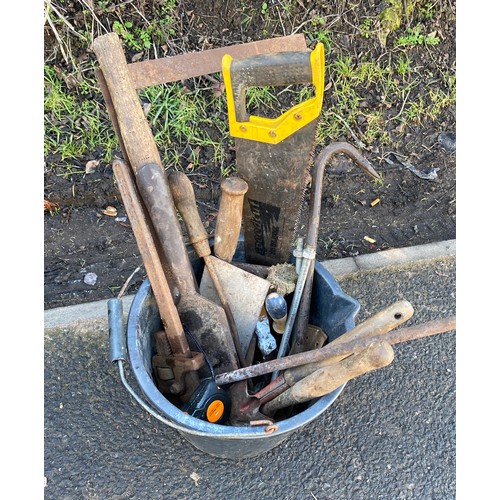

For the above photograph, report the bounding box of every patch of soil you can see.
[44,1,456,310]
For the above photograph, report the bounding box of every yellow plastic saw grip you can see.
[222,43,324,145]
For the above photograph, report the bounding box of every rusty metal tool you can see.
[226,301,413,421]
[228,379,278,425]
[127,34,307,89]
[112,159,203,400]
[222,42,325,265]
[291,142,381,354]
[215,311,456,386]
[168,171,271,363]
[261,340,395,416]
[228,324,327,424]
[93,33,240,377]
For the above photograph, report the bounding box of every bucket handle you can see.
[108,298,277,438]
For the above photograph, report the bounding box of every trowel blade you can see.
[199,256,270,357]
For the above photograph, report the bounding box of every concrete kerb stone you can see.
[321,239,455,277]
[44,294,135,330]
[44,240,456,330]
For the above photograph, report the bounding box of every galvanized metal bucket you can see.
[123,244,359,459]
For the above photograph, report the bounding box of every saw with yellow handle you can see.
[222,43,325,265]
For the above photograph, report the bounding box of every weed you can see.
[44,64,117,162]
[372,174,385,188]
[221,162,236,178]
[359,17,372,38]
[396,53,412,80]
[111,0,177,51]
[316,110,342,146]
[304,15,334,54]
[363,111,385,145]
[112,20,152,51]
[427,87,455,120]
[420,1,436,20]
[404,95,426,124]
[319,237,339,253]
[246,86,281,116]
[139,81,232,173]
[396,24,440,47]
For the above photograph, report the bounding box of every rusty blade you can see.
[128,34,307,89]
[237,120,318,265]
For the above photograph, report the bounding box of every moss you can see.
[378,0,418,47]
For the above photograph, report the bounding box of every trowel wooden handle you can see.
[167,171,211,258]
[214,177,248,262]
[284,301,413,385]
[262,341,394,415]
[324,300,414,363]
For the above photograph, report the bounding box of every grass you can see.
[44,0,455,180]
[44,64,118,167]
[140,81,230,170]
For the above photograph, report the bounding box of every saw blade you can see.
[235,119,318,266]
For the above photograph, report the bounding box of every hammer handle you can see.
[214,177,248,262]
[93,33,161,171]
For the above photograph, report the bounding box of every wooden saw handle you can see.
[214,177,248,262]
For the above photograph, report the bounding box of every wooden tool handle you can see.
[332,300,414,345]
[284,300,413,385]
[262,341,394,414]
[325,299,413,362]
[93,33,161,170]
[167,171,211,258]
[214,177,248,262]
[112,160,191,357]
[93,33,197,296]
